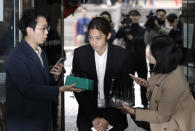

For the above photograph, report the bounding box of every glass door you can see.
[0,0,21,130]
[0,0,33,130]
[182,0,195,97]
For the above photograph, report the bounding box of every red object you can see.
[64,0,80,18]
[174,0,178,5]
[149,0,152,6]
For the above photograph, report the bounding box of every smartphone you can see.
[50,57,66,73]
[129,74,137,79]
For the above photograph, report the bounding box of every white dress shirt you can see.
[95,45,108,108]
[34,46,43,67]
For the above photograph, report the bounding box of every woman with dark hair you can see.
[122,36,195,131]
[72,17,130,131]
[100,11,116,44]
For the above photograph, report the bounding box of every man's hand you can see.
[127,34,133,40]
[92,117,109,131]
[59,83,84,93]
[50,63,63,79]
[130,74,148,87]
[121,101,136,115]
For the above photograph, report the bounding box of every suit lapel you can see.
[104,44,113,93]
[88,46,98,79]
[88,44,113,94]
[20,40,49,84]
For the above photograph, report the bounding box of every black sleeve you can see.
[72,49,97,122]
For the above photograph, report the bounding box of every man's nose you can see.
[91,39,97,44]
[45,30,49,35]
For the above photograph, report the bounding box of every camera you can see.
[146,10,161,26]
[121,14,132,35]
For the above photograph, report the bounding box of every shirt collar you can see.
[34,46,42,56]
[95,44,108,57]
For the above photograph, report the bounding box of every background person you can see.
[144,10,168,45]
[122,36,195,131]
[72,17,130,131]
[116,9,149,131]
[100,11,116,44]
[76,7,91,46]
[167,13,183,48]
[156,9,166,27]
[144,10,168,71]
[156,9,170,34]
[116,10,148,108]
[5,8,83,131]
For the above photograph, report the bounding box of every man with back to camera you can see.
[5,8,83,131]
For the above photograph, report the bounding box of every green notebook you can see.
[65,75,94,91]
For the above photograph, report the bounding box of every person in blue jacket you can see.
[76,7,91,46]
[5,8,83,131]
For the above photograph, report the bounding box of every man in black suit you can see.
[72,17,131,131]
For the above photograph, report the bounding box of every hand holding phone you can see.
[50,57,65,73]
[129,74,148,87]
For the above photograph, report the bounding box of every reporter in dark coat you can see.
[5,9,82,131]
[72,17,130,131]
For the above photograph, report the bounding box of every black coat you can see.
[72,43,129,130]
[5,40,59,131]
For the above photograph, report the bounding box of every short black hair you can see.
[18,8,47,37]
[128,10,140,16]
[87,17,111,37]
[100,11,112,22]
[151,35,180,74]
[156,9,166,14]
[167,13,178,23]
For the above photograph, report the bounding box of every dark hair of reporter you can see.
[128,10,140,16]
[167,13,177,23]
[100,11,112,23]
[156,9,166,15]
[18,8,47,37]
[87,17,111,37]
[151,35,180,74]
[167,13,182,30]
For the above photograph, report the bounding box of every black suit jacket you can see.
[72,43,130,130]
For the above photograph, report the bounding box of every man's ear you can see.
[107,33,111,40]
[26,27,33,35]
